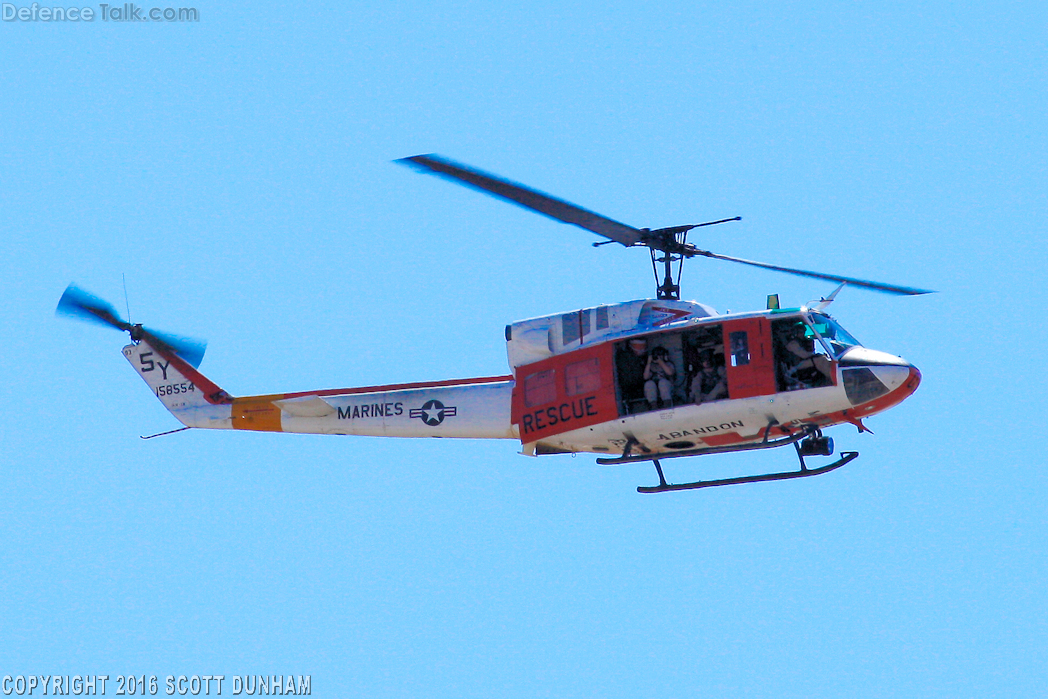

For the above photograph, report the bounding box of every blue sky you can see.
[2,2,1046,697]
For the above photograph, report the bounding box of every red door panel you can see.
[722,318,776,398]
[511,343,618,444]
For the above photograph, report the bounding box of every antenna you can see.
[122,274,132,325]
[141,426,192,439]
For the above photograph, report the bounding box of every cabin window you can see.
[562,313,579,345]
[595,306,609,330]
[564,357,602,396]
[729,331,750,366]
[561,310,591,346]
[524,369,557,407]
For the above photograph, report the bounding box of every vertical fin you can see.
[123,340,233,429]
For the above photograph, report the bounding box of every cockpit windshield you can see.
[807,313,861,357]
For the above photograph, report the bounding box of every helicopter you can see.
[57,154,931,493]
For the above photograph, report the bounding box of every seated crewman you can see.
[616,337,650,410]
[643,346,676,409]
[690,350,727,404]
[783,323,834,386]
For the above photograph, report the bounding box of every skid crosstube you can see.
[597,426,813,466]
[596,423,859,494]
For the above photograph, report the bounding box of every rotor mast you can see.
[642,219,741,300]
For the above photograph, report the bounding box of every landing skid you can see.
[637,449,859,493]
[596,424,859,493]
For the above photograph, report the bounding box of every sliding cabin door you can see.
[511,344,618,445]
[721,318,776,398]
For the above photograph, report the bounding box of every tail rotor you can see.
[56,283,208,369]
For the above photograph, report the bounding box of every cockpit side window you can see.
[772,317,835,392]
[807,313,861,357]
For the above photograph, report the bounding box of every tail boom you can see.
[124,340,515,439]
[236,376,515,438]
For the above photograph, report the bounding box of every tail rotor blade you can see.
[142,328,208,369]
[56,284,131,331]
[57,283,208,368]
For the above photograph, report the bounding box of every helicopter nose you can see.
[838,347,921,404]
[906,363,922,392]
[878,362,921,401]
[871,363,912,391]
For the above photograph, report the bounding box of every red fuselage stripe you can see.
[247,375,515,402]
[148,342,233,405]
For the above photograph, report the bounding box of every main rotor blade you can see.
[685,248,935,295]
[398,154,644,247]
[56,284,131,331]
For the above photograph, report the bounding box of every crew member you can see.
[784,323,834,386]
[644,345,676,409]
[691,351,727,404]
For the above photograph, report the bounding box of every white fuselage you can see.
[124,297,920,459]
